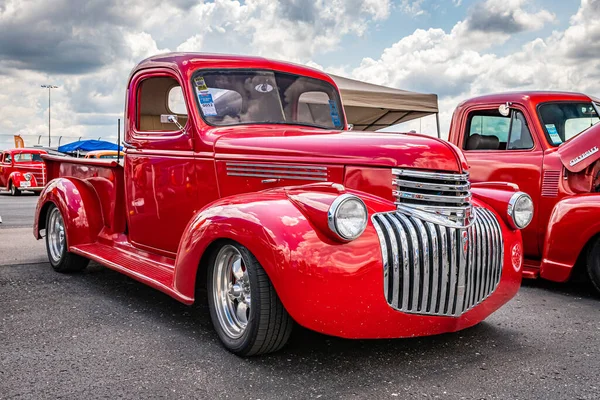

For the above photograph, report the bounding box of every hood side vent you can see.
[226,162,328,182]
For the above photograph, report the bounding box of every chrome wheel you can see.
[47,207,65,263]
[212,245,251,339]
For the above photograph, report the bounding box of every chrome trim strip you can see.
[393,179,471,192]
[438,226,448,314]
[395,204,475,229]
[426,222,440,313]
[388,214,410,309]
[379,215,399,307]
[412,217,430,312]
[392,168,469,181]
[394,191,471,204]
[227,172,327,181]
[372,216,389,302]
[227,167,328,176]
[226,162,328,170]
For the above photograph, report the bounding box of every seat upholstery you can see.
[140,115,188,131]
[466,133,500,150]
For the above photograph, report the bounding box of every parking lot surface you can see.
[1,193,599,399]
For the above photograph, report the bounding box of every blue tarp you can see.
[58,140,122,153]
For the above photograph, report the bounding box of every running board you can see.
[522,259,540,279]
[71,243,193,305]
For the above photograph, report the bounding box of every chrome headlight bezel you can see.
[327,194,368,241]
[24,173,32,181]
[507,192,534,229]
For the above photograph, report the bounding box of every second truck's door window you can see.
[465,110,533,151]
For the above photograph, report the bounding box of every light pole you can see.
[41,85,58,147]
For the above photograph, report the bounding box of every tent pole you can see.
[436,113,441,139]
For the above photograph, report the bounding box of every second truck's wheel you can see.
[207,242,293,356]
[587,237,600,294]
[45,204,89,273]
[10,182,20,196]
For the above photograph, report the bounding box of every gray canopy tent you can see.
[329,74,440,136]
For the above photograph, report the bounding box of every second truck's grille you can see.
[372,207,503,317]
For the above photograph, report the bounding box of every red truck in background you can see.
[0,148,47,195]
[447,91,600,291]
[34,53,527,356]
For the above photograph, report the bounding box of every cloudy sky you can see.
[0,0,598,149]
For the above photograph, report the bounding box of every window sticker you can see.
[328,100,342,127]
[545,124,562,144]
[254,83,273,93]
[199,93,217,116]
[194,76,209,92]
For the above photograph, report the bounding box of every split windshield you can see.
[538,102,600,146]
[192,70,344,130]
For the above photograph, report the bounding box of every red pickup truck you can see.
[448,91,600,291]
[0,148,47,195]
[34,53,526,355]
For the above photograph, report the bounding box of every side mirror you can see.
[498,102,512,117]
[161,114,185,132]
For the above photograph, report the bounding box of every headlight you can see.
[24,173,32,181]
[507,192,533,229]
[328,194,368,241]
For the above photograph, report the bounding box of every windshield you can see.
[538,102,600,146]
[14,153,43,162]
[192,70,344,130]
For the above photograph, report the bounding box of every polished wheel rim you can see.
[10,184,15,195]
[47,208,65,263]
[213,245,251,339]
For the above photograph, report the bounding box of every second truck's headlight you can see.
[328,194,368,241]
[508,192,534,229]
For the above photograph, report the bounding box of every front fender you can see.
[541,194,600,281]
[7,171,23,189]
[470,182,521,230]
[172,186,394,327]
[33,177,103,248]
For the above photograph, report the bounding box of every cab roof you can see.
[459,91,599,108]
[3,148,47,155]
[131,52,337,86]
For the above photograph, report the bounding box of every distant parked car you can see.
[84,150,120,159]
[0,148,47,195]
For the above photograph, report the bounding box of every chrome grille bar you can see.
[373,207,503,317]
[392,168,473,227]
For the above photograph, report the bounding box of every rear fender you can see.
[172,185,394,314]
[541,194,600,281]
[33,177,104,248]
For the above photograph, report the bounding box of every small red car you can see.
[34,53,526,355]
[0,148,47,195]
[448,91,600,291]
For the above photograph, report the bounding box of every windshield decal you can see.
[194,76,209,92]
[546,124,562,144]
[255,83,274,93]
[198,93,217,116]
[328,100,342,128]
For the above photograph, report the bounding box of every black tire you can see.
[10,182,20,196]
[207,241,293,356]
[587,237,600,294]
[45,204,89,273]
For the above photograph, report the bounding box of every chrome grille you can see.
[392,168,472,226]
[372,207,503,317]
[20,165,46,186]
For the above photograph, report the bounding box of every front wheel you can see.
[45,204,89,273]
[10,182,20,196]
[586,237,600,294]
[207,242,293,356]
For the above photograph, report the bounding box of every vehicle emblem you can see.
[462,230,469,255]
[569,146,598,166]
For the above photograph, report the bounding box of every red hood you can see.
[558,123,600,173]
[212,126,466,172]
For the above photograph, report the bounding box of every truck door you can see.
[124,72,199,255]
[459,105,543,259]
[0,152,11,187]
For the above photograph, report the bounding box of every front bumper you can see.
[276,204,522,339]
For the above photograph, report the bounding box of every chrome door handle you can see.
[122,141,137,150]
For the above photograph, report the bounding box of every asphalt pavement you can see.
[1,193,599,399]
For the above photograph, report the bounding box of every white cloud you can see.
[347,0,595,137]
